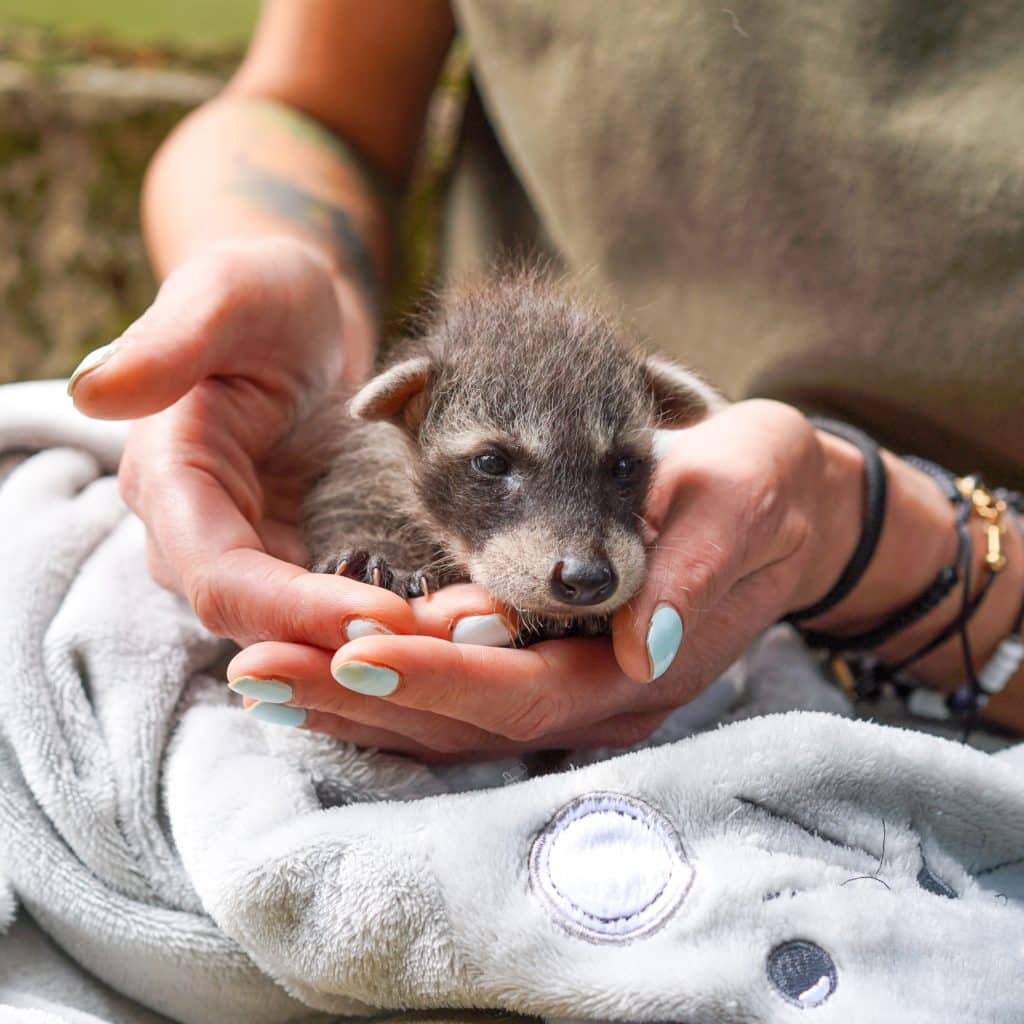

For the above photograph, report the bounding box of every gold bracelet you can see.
[956,475,1008,573]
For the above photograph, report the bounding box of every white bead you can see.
[907,688,951,720]
[978,636,1024,694]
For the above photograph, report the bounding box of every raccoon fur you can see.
[302,271,722,641]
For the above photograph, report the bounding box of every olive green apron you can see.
[449,0,1024,487]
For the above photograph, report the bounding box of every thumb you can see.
[67,268,235,420]
[69,239,348,421]
[612,530,739,685]
[611,437,745,685]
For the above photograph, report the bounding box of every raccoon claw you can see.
[317,549,399,593]
[365,554,396,593]
[311,549,368,578]
[313,549,435,599]
[405,570,437,599]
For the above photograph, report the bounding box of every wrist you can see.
[796,439,1024,730]
[794,450,958,633]
[787,430,864,612]
[893,508,1024,691]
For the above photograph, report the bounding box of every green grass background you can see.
[0,0,260,47]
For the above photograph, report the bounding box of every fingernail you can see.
[344,618,393,642]
[247,702,306,728]
[332,661,399,696]
[646,603,683,680]
[452,613,514,647]
[67,341,118,396]
[228,677,294,703]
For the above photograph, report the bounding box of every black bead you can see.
[946,686,980,714]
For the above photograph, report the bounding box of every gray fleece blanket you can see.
[1,380,1023,1024]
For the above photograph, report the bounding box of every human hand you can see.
[69,237,445,654]
[227,400,863,759]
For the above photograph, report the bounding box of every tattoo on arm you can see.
[232,157,381,309]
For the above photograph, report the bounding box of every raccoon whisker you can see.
[627,603,644,632]
[648,541,693,557]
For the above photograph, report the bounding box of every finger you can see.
[137,461,416,646]
[611,425,762,684]
[228,641,512,755]
[239,699,465,762]
[69,240,340,419]
[69,268,238,419]
[541,709,671,751]
[405,583,518,644]
[612,507,745,684]
[144,535,181,594]
[255,518,307,567]
[616,403,821,684]
[328,634,652,743]
[196,550,421,648]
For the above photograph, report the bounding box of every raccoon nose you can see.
[550,558,618,606]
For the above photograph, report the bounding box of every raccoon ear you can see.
[641,353,723,428]
[349,355,433,431]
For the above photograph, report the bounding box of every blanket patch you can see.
[529,792,693,941]
[767,940,838,1009]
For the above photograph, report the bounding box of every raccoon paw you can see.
[312,549,437,599]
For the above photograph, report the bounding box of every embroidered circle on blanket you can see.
[530,792,692,941]
[767,941,837,1008]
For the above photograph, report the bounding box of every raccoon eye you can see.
[472,452,511,477]
[611,455,643,482]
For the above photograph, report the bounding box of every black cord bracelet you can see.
[885,537,994,676]
[782,425,1024,736]
[812,462,1023,737]
[785,418,888,623]
[798,486,968,652]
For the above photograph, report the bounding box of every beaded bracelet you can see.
[789,436,1024,732]
[977,597,1024,696]
[896,472,1015,721]
[795,456,968,652]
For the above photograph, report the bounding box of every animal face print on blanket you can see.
[532,788,1024,1017]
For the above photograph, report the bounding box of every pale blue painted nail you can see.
[646,604,683,680]
[247,702,306,728]
[228,677,294,703]
[344,618,393,641]
[452,613,514,647]
[332,661,400,696]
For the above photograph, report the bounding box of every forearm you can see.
[796,438,1024,730]
[142,95,391,385]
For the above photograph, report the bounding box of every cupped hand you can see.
[229,400,862,760]
[70,237,436,652]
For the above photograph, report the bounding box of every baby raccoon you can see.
[302,271,722,640]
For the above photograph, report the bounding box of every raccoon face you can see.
[413,420,656,617]
[349,278,721,617]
